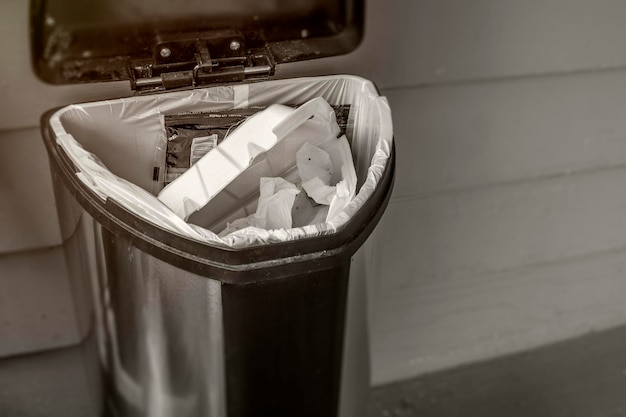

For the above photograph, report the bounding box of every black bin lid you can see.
[30,0,364,86]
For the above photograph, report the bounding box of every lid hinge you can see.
[131,33,274,93]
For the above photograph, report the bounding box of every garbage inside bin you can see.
[158,96,357,236]
[216,140,356,235]
[48,76,392,248]
[157,97,344,219]
[219,177,300,234]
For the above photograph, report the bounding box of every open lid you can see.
[30,0,363,92]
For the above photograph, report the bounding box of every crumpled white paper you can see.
[297,142,335,205]
[219,177,300,236]
[295,138,358,223]
[218,139,357,236]
[319,136,358,222]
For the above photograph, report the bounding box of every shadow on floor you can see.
[368,325,626,417]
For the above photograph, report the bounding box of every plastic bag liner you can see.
[48,75,393,248]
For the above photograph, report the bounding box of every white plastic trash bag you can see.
[48,75,393,248]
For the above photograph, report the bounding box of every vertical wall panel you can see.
[0,128,62,252]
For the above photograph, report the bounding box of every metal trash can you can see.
[34,1,395,416]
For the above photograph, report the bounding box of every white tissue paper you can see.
[218,138,357,237]
[318,136,358,222]
[297,143,335,205]
[296,139,357,222]
[219,177,300,236]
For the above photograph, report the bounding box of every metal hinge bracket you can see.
[130,31,274,92]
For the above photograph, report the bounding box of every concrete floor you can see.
[369,324,626,417]
[3,324,626,416]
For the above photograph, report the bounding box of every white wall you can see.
[4,0,626,385]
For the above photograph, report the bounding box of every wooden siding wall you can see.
[3,0,626,385]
